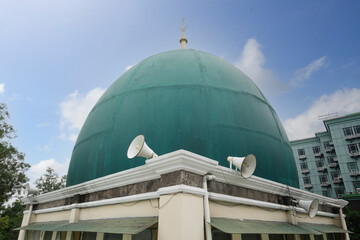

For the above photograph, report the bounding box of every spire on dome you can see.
[179,18,188,49]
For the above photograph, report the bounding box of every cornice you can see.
[23,149,347,208]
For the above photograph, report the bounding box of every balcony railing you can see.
[299,155,306,160]
[301,169,309,174]
[325,147,335,153]
[333,178,343,184]
[321,182,331,187]
[317,167,327,172]
[345,134,356,140]
[350,170,360,176]
[338,194,343,199]
[314,152,323,158]
[329,163,339,168]
[350,151,360,158]
[304,184,312,189]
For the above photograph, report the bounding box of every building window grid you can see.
[300,162,308,170]
[348,162,358,171]
[343,127,354,137]
[334,188,345,197]
[303,177,311,185]
[319,175,329,184]
[348,143,359,155]
[331,171,341,180]
[353,181,360,191]
[354,125,360,135]
[297,149,305,156]
[313,146,321,154]
[322,190,332,198]
[327,156,337,164]
[316,160,325,168]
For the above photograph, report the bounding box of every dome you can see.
[66,49,299,188]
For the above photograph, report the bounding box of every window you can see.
[44,232,53,240]
[343,127,354,137]
[348,144,359,154]
[269,235,285,240]
[82,232,97,240]
[331,171,341,180]
[312,146,321,154]
[303,177,311,185]
[319,175,328,184]
[327,156,337,164]
[316,160,325,168]
[298,149,305,156]
[353,181,360,191]
[300,162,308,170]
[354,125,360,135]
[242,234,261,240]
[322,189,332,197]
[348,162,359,171]
[335,188,345,196]
[323,141,331,149]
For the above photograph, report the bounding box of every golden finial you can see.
[179,18,188,49]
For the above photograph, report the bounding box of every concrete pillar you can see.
[66,208,81,240]
[123,235,132,240]
[260,234,269,240]
[232,234,242,240]
[51,231,58,240]
[309,235,315,240]
[339,208,350,240]
[158,193,204,240]
[96,232,104,240]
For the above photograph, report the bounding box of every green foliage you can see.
[35,167,66,193]
[344,206,360,240]
[0,200,25,240]
[0,103,29,206]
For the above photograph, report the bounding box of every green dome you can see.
[66,49,299,188]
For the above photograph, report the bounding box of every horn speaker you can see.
[127,135,157,159]
[299,199,319,218]
[227,154,257,178]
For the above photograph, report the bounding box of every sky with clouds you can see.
[0,0,359,185]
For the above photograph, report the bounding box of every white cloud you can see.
[29,158,70,182]
[125,63,136,71]
[234,38,287,96]
[284,88,360,140]
[0,83,5,93]
[68,133,78,142]
[59,87,105,130]
[291,56,326,86]
[58,87,105,142]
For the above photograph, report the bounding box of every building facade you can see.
[290,113,360,199]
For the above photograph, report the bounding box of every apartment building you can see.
[290,112,360,198]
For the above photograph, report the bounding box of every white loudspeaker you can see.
[299,199,319,218]
[227,154,256,179]
[127,135,158,159]
[24,183,39,197]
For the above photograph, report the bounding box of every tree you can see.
[344,206,360,240]
[35,167,66,193]
[0,199,25,240]
[0,103,29,207]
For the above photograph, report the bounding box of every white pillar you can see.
[158,193,204,240]
[339,208,350,240]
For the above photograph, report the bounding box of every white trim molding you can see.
[22,150,348,209]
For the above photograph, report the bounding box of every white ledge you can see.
[22,150,348,209]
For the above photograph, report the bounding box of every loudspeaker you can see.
[24,183,39,197]
[127,135,158,159]
[299,199,319,218]
[227,154,256,179]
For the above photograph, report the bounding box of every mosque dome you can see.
[66,49,299,188]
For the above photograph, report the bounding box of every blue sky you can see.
[1,0,360,184]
